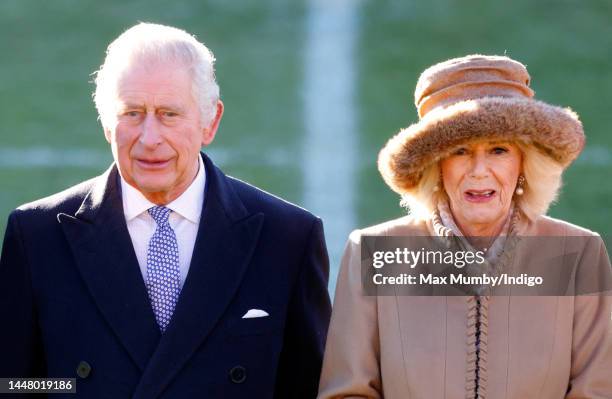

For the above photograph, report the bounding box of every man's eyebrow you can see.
[118,102,145,110]
[157,104,185,112]
[116,101,186,113]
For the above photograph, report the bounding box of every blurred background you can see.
[1,0,610,293]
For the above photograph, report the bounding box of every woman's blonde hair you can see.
[400,141,564,221]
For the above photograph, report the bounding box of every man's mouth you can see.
[136,159,170,169]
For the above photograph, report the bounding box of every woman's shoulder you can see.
[530,215,601,237]
[347,215,431,244]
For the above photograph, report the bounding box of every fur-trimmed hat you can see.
[378,54,585,194]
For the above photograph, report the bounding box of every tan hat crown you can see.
[415,55,535,118]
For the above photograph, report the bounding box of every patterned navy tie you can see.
[146,206,181,332]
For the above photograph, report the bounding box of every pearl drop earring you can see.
[515,175,525,196]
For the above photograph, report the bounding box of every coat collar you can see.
[428,201,529,238]
[59,153,263,397]
[58,164,161,371]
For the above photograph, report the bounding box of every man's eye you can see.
[162,111,178,118]
[453,147,468,155]
[125,111,140,117]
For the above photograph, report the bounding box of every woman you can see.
[318,55,612,398]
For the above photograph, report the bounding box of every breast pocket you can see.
[227,312,284,338]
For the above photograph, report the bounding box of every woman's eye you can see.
[453,148,468,155]
[492,147,508,154]
[125,111,140,117]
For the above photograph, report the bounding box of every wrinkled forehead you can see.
[105,59,196,116]
[105,61,195,110]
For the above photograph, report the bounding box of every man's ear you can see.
[103,127,112,143]
[202,100,224,146]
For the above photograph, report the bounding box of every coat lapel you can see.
[133,153,264,399]
[58,166,161,372]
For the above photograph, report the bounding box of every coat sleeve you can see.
[317,232,382,399]
[274,217,332,399]
[565,236,612,398]
[0,211,46,382]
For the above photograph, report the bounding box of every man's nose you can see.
[139,112,162,148]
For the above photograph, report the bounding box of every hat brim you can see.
[378,96,585,194]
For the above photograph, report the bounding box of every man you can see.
[0,23,331,398]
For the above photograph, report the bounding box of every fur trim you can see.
[378,96,584,194]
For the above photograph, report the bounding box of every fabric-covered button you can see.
[76,361,91,378]
[229,365,247,384]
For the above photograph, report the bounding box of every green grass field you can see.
[1,0,610,291]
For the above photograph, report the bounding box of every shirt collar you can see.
[120,155,206,224]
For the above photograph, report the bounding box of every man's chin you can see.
[131,179,172,197]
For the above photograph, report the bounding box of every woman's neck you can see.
[455,217,507,237]
[451,207,512,250]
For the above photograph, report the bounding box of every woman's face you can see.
[440,140,522,234]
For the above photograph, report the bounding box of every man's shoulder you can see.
[226,175,318,225]
[13,175,99,218]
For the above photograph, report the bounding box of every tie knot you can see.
[148,206,172,226]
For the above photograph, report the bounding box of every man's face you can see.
[104,61,222,204]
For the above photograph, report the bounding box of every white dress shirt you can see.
[120,156,205,289]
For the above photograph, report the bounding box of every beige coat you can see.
[318,215,612,399]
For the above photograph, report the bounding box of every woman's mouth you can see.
[464,189,496,203]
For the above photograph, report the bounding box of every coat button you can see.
[76,361,91,379]
[229,365,246,384]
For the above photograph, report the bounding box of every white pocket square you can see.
[241,309,269,319]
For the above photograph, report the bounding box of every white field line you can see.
[0,147,293,169]
[0,147,111,168]
[303,0,359,292]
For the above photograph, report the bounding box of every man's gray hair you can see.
[93,22,220,129]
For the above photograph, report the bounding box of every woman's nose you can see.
[468,152,489,179]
